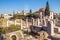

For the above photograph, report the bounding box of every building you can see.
[1,14,13,19]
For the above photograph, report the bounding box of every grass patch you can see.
[0,25,21,34]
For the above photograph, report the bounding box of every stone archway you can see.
[10,34,18,40]
[11,35,17,40]
[3,30,24,40]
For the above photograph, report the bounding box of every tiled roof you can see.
[39,8,45,12]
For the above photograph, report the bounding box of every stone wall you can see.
[3,30,24,40]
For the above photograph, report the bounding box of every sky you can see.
[0,0,60,14]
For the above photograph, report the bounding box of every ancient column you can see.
[50,20,55,36]
[6,20,9,27]
[20,19,23,29]
[44,17,47,27]
[14,20,16,25]
[32,18,34,26]
[35,19,37,26]
[26,18,28,28]
[37,18,40,26]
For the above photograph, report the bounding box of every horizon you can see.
[0,0,60,14]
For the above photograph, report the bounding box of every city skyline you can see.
[0,0,60,14]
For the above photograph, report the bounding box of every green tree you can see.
[13,13,26,19]
[45,1,50,16]
[29,9,32,14]
[26,13,40,19]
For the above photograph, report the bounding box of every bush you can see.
[26,13,40,19]
[8,25,20,32]
[0,27,3,34]
[1,25,21,34]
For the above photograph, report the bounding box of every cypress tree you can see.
[45,1,50,16]
[30,9,32,14]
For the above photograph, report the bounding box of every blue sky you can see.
[0,0,60,14]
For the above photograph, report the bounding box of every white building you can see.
[2,14,13,19]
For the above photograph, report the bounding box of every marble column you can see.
[26,18,28,28]
[20,19,23,29]
[32,18,34,26]
[37,18,40,26]
[6,20,9,27]
[14,20,16,25]
[51,20,55,36]
[44,17,47,27]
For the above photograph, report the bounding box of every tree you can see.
[26,13,40,19]
[29,9,32,14]
[13,12,26,19]
[45,1,50,16]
